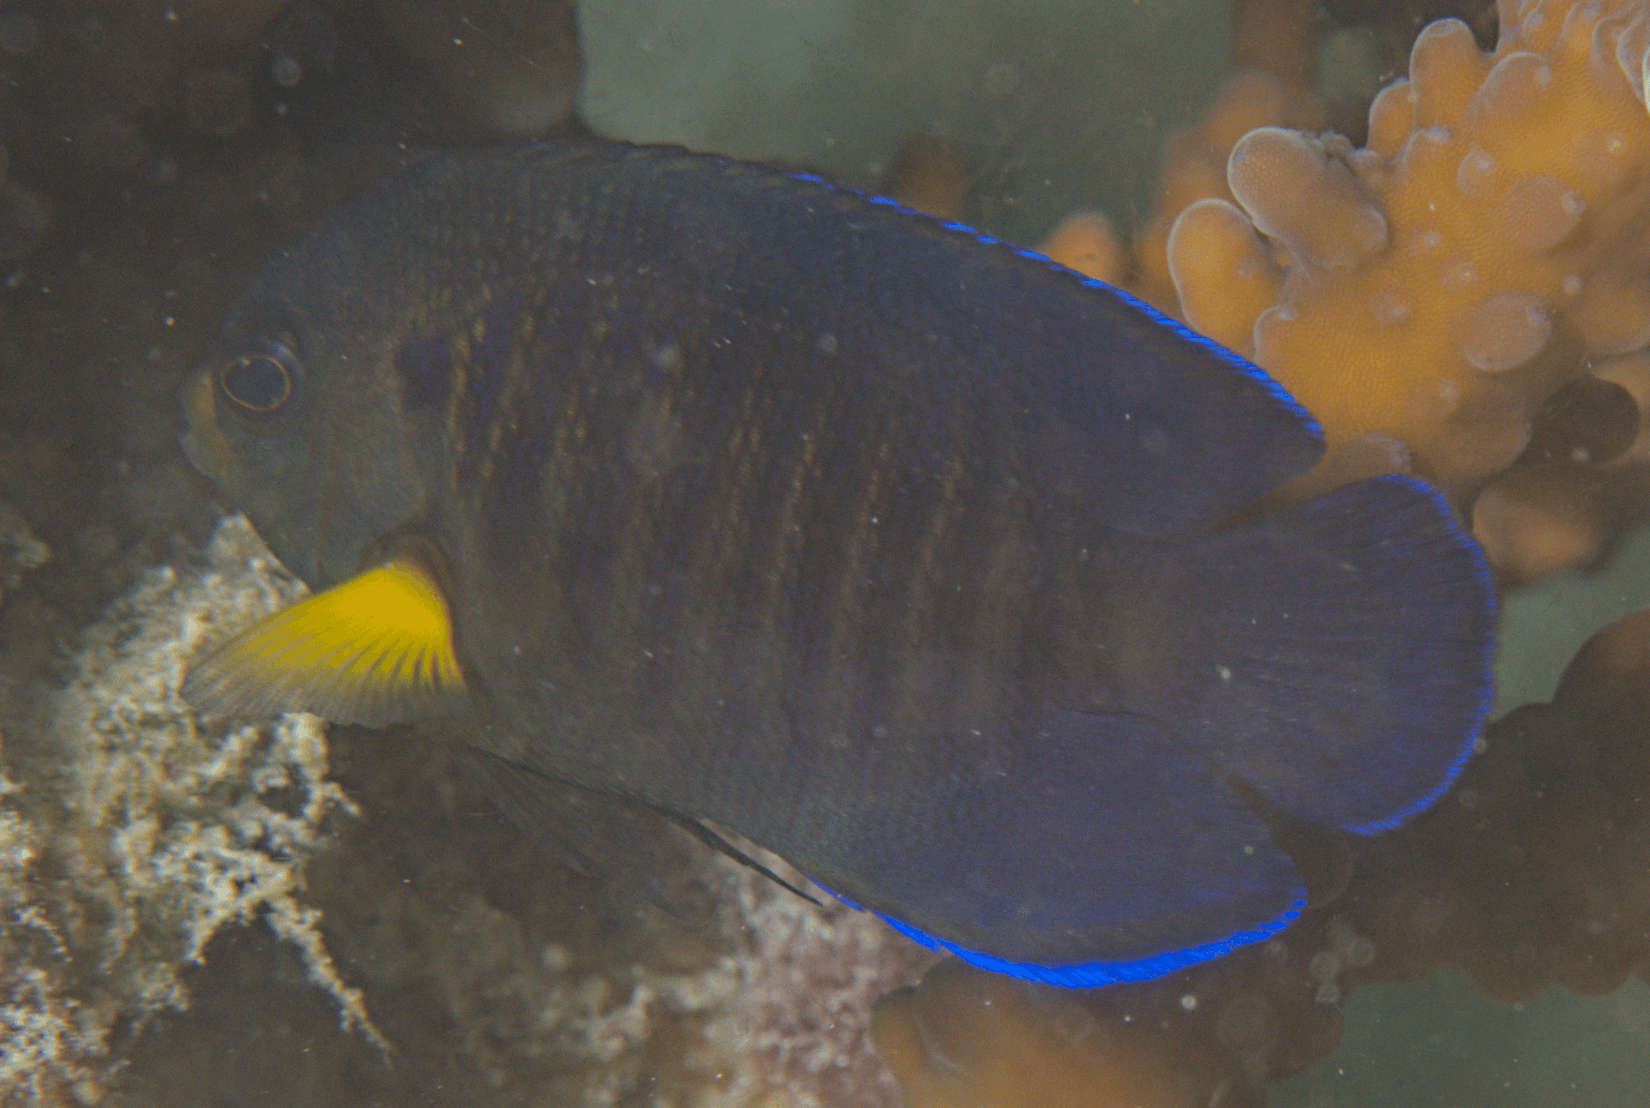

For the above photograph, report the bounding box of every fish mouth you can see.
[179,371,231,480]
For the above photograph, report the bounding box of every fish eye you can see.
[219,341,300,414]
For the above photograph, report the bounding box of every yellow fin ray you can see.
[182,559,467,726]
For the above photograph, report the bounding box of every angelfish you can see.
[180,142,1494,987]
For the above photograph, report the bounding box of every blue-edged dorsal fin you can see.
[491,141,1324,536]
[331,140,1322,536]
[754,147,1324,535]
[894,227,1325,535]
[181,558,468,726]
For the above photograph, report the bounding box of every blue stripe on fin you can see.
[1094,280,1321,443]
[872,896,1302,988]
[799,710,1308,986]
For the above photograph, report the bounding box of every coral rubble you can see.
[1,516,366,1103]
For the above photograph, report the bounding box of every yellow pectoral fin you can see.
[182,559,468,727]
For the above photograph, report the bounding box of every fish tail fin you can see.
[1154,475,1495,833]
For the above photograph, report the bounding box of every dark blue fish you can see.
[179,142,1495,986]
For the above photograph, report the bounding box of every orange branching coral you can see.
[1046,69,1327,311]
[1165,0,1650,501]
[871,602,1650,1108]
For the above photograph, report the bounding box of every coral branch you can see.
[1162,0,1650,517]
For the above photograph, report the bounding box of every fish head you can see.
[182,222,435,589]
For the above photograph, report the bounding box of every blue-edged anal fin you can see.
[795,710,1307,988]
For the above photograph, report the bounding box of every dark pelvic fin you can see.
[1153,474,1496,833]
[671,817,823,907]
[457,744,715,923]
[817,710,1305,987]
